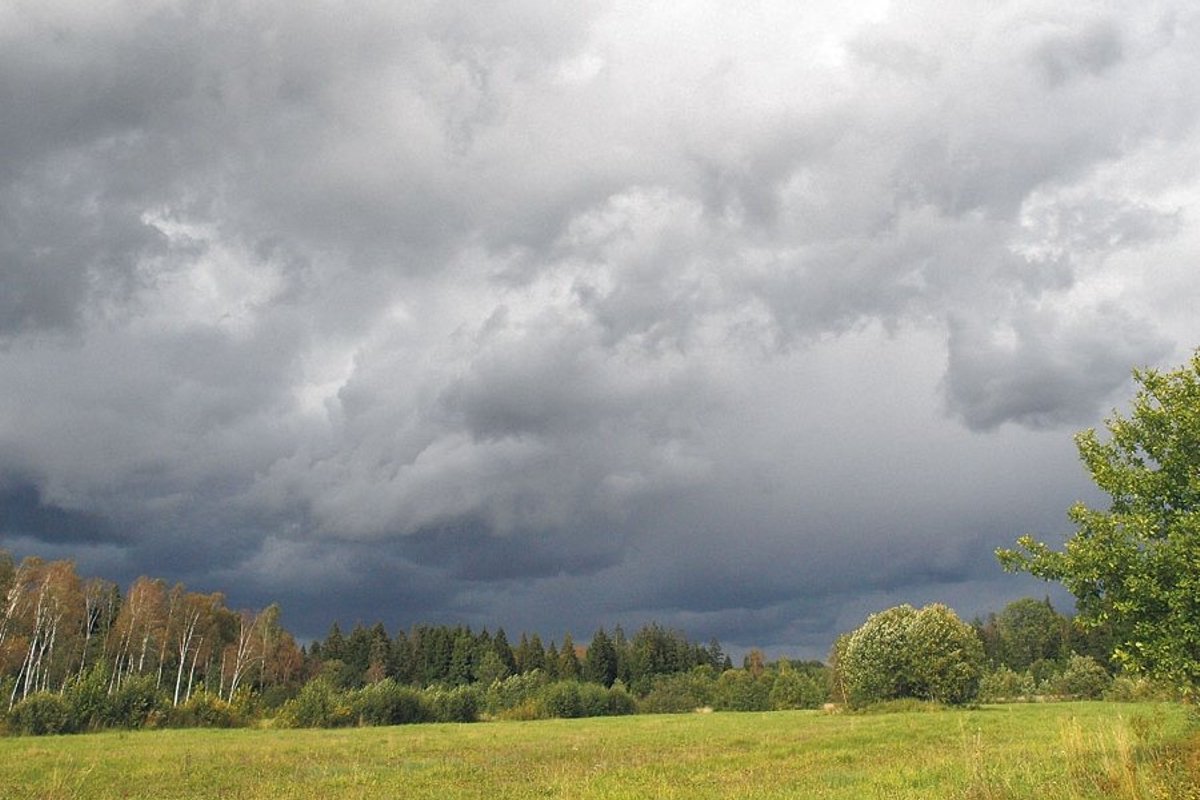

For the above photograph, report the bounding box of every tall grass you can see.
[962,708,1198,800]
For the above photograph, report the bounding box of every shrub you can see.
[170,691,242,728]
[638,667,717,714]
[576,682,612,717]
[484,670,548,717]
[978,666,1035,702]
[839,604,983,707]
[351,679,431,726]
[8,692,74,735]
[425,685,479,723]
[1054,654,1111,699]
[605,681,637,716]
[538,681,582,718]
[108,675,169,729]
[714,669,771,712]
[277,678,353,728]
[1105,675,1179,702]
[62,667,113,731]
[769,665,828,710]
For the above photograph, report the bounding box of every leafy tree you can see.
[769,662,828,709]
[837,603,983,707]
[1053,654,1111,699]
[994,598,1067,672]
[475,649,510,686]
[999,351,1200,688]
[714,668,770,711]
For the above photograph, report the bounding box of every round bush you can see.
[1055,654,1111,699]
[425,685,480,723]
[278,678,353,728]
[352,680,431,726]
[839,603,983,707]
[170,691,243,728]
[538,681,582,718]
[8,692,74,735]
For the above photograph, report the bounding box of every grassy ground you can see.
[0,702,1195,799]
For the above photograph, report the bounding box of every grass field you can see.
[1,702,1195,799]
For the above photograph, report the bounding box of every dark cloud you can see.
[1,0,1198,657]
[0,479,123,546]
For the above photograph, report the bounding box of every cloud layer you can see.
[2,0,1199,654]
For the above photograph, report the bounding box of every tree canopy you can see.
[998,350,1200,689]
[835,603,983,707]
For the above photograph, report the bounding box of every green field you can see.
[1,703,1195,799]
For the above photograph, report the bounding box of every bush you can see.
[838,604,983,707]
[532,681,636,719]
[351,680,431,726]
[978,666,1035,702]
[769,665,827,710]
[1105,675,1179,702]
[576,682,612,718]
[638,667,717,714]
[714,670,771,712]
[484,670,549,717]
[425,685,479,723]
[1053,654,1111,699]
[605,681,637,716]
[538,681,583,718]
[277,678,353,728]
[108,675,169,729]
[169,691,243,728]
[62,667,113,732]
[8,692,74,735]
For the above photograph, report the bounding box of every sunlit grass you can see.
[0,702,1194,799]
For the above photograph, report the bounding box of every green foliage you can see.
[638,666,717,713]
[277,678,353,728]
[713,669,771,711]
[605,680,637,716]
[425,685,480,723]
[169,692,243,729]
[993,598,1067,671]
[538,681,584,718]
[838,604,983,707]
[769,663,828,709]
[483,669,549,718]
[62,666,112,732]
[999,351,1200,689]
[534,680,636,719]
[1104,675,1180,702]
[1053,654,1112,700]
[350,679,431,726]
[583,628,619,687]
[109,676,169,729]
[8,691,73,735]
[977,666,1036,702]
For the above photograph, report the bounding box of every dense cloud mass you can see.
[2,0,1199,656]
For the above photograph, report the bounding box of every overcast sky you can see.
[2,0,1199,657]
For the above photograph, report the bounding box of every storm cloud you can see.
[2,0,1199,656]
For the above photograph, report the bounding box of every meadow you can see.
[0,702,1194,800]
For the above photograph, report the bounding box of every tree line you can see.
[0,544,1178,735]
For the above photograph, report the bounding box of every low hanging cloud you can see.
[1,0,1199,652]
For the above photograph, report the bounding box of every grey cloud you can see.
[944,304,1171,430]
[2,0,1199,655]
[0,479,123,546]
[1033,21,1125,87]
